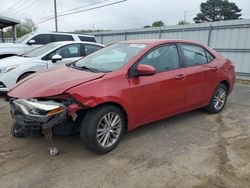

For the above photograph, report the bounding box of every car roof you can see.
[51,41,104,46]
[28,32,95,37]
[119,39,206,46]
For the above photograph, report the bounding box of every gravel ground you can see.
[0,84,250,188]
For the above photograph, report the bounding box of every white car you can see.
[0,32,96,59]
[0,41,104,91]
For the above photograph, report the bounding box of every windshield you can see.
[15,33,32,44]
[23,43,61,58]
[74,43,147,72]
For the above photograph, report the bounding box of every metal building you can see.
[91,19,250,80]
[0,15,20,42]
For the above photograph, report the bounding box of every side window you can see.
[84,44,103,56]
[205,51,214,63]
[29,34,52,45]
[47,44,81,59]
[78,36,96,42]
[138,44,180,72]
[53,34,74,42]
[182,44,208,66]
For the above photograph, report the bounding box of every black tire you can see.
[10,121,25,138]
[205,84,228,113]
[80,105,125,154]
[17,73,33,82]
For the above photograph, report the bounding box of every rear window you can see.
[78,36,96,43]
[53,34,74,42]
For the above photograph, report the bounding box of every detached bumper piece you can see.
[10,99,67,129]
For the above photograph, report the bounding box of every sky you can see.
[0,0,250,32]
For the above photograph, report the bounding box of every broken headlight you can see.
[13,99,66,117]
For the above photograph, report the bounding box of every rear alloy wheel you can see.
[80,105,125,154]
[205,84,228,113]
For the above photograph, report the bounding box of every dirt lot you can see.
[0,84,250,188]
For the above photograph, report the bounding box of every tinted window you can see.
[47,44,81,59]
[182,44,208,66]
[30,34,51,45]
[138,45,180,72]
[53,34,74,42]
[85,44,103,56]
[25,43,61,58]
[78,36,96,42]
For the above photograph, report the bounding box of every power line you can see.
[35,0,127,25]
[36,0,109,26]
[6,0,41,16]
[58,0,108,14]
[0,0,27,13]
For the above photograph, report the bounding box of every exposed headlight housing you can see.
[13,99,66,117]
[0,65,19,74]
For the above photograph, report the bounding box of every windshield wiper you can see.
[81,66,101,73]
[71,65,100,73]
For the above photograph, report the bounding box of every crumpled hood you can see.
[0,56,33,67]
[8,65,105,99]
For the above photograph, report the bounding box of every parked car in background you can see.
[6,39,235,154]
[0,32,97,59]
[0,41,104,91]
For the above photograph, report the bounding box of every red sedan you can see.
[7,39,235,154]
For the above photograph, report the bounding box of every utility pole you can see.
[54,0,58,31]
[184,10,186,22]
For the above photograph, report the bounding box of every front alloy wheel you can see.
[96,112,122,148]
[80,105,125,154]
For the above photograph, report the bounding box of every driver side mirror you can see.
[27,39,35,45]
[136,64,156,76]
[51,54,62,63]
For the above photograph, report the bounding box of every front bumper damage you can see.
[10,99,67,129]
[8,97,84,155]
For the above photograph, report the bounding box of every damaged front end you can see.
[8,95,85,155]
[10,99,67,129]
[8,95,85,136]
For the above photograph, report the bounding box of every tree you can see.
[74,29,107,33]
[178,20,190,25]
[194,0,241,23]
[152,21,164,27]
[16,18,38,37]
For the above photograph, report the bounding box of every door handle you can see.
[175,74,185,80]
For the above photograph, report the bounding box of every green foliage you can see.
[143,21,165,28]
[4,18,37,38]
[74,29,108,33]
[16,18,37,37]
[178,20,190,25]
[152,21,165,27]
[194,0,242,23]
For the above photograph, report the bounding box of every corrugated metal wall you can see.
[92,19,250,80]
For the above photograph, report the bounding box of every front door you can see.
[47,43,82,68]
[128,44,187,126]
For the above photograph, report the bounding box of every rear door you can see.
[180,43,217,110]
[128,44,187,126]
